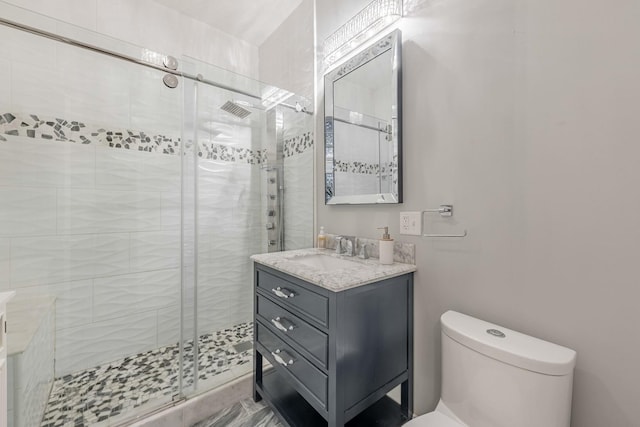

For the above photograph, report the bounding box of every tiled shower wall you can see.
[0,134,184,376]
[0,135,272,379]
[194,159,265,337]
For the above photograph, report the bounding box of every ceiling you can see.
[153,0,304,46]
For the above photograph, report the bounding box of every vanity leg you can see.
[401,378,413,420]
[328,413,344,427]
[253,349,263,402]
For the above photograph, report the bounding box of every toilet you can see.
[406,311,577,427]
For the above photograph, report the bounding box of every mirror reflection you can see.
[325,30,402,204]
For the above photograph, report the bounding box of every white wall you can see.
[316,1,640,426]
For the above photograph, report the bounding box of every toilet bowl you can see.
[404,404,464,427]
[407,311,577,427]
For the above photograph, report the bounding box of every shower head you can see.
[220,101,252,119]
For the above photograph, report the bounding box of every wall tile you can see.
[95,0,181,61]
[161,192,182,230]
[2,0,97,31]
[56,43,132,129]
[197,284,253,336]
[284,150,314,250]
[11,234,130,286]
[156,305,180,348]
[0,136,95,189]
[181,16,258,78]
[197,259,253,334]
[10,62,62,119]
[93,269,180,322]
[15,280,93,330]
[3,19,57,67]
[95,146,180,192]
[57,189,162,234]
[130,230,181,272]
[0,188,57,237]
[55,310,157,376]
[0,238,9,291]
[0,58,11,112]
[129,66,183,137]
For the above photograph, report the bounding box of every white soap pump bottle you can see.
[377,226,394,265]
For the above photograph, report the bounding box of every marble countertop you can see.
[250,248,416,292]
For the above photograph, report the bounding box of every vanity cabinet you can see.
[253,264,413,427]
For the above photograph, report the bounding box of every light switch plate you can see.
[400,211,422,235]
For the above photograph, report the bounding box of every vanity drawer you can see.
[256,269,328,327]
[256,321,328,409]
[256,295,328,368]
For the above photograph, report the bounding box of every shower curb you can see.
[127,373,253,427]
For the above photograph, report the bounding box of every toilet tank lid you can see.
[441,311,577,376]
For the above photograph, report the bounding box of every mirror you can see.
[324,30,402,204]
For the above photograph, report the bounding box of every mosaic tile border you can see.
[198,141,265,164]
[0,112,181,154]
[41,322,253,427]
[334,158,398,175]
[283,131,314,158]
[0,112,266,164]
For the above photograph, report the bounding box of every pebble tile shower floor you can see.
[40,322,253,427]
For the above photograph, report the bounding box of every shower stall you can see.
[0,3,314,426]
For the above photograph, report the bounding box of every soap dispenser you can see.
[377,226,394,265]
[317,226,327,249]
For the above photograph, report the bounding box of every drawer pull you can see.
[271,349,295,366]
[271,287,295,299]
[271,316,296,333]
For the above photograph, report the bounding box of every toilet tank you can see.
[440,311,577,427]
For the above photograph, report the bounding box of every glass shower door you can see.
[180,58,315,398]
[0,4,184,425]
[181,58,267,397]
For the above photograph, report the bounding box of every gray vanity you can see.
[251,249,415,427]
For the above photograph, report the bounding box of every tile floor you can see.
[40,322,253,427]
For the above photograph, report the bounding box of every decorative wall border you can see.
[0,112,269,164]
[0,112,181,154]
[284,131,314,158]
[198,141,265,164]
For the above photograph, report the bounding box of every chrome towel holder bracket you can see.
[422,205,468,238]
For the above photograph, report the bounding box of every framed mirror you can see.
[324,30,402,204]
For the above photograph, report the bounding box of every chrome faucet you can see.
[358,242,371,259]
[335,235,356,256]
